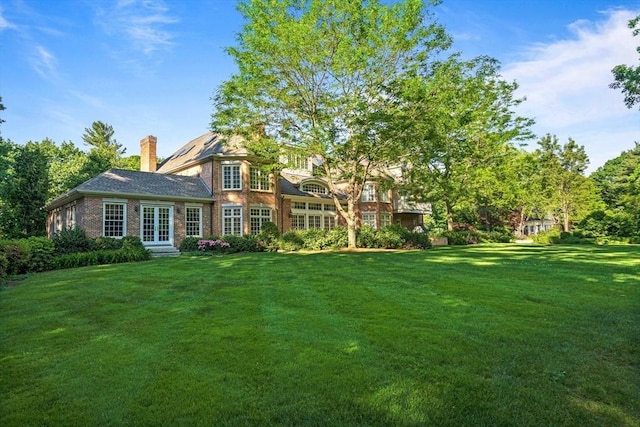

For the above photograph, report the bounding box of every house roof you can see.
[157,132,248,173]
[45,168,213,210]
[280,172,346,200]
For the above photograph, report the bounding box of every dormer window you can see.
[301,182,328,195]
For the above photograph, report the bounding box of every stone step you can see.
[147,245,181,257]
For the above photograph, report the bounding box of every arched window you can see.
[301,182,328,194]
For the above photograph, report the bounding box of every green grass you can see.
[1,245,638,426]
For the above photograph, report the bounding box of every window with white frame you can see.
[291,214,306,230]
[301,182,327,194]
[324,203,336,212]
[65,206,76,229]
[185,206,202,237]
[380,213,391,228]
[292,201,306,210]
[308,215,322,229]
[324,216,336,230]
[250,207,272,234]
[250,167,271,191]
[307,202,322,211]
[362,212,376,229]
[222,164,241,190]
[103,202,126,237]
[361,183,375,202]
[222,206,242,235]
[378,189,390,203]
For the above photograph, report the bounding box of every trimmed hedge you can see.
[0,234,150,279]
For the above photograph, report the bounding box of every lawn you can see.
[1,244,638,426]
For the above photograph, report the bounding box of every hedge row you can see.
[179,224,431,254]
[0,229,151,281]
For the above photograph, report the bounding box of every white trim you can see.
[222,205,243,236]
[103,201,127,238]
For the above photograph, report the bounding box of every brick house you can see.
[45,133,430,249]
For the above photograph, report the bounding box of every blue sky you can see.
[1,0,638,173]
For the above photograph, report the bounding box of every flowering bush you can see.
[197,239,231,253]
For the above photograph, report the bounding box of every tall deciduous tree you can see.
[610,15,640,109]
[393,55,533,231]
[212,0,450,247]
[535,135,602,232]
[2,142,50,237]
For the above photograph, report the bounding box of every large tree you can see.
[212,0,450,247]
[610,15,640,109]
[589,143,640,237]
[392,55,533,231]
[1,142,50,237]
[82,121,126,177]
[535,135,602,232]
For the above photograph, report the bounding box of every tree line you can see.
[0,120,138,238]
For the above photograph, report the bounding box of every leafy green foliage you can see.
[258,221,280,252]
[394,55,534,231]
[610,15,640,109]
[53,228,93,254]
[535,135,603,232]
[212,0,451,247]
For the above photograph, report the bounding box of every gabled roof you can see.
[157,132,248,173]
[45,168,213,210]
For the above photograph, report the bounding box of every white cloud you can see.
[31,45,57,79]
[97,0,178,55]
[0,5,16,31]
[502,8,640,171]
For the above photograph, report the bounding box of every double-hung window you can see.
[185,206,202,237]
[222,206,243,236]
[103,202,126,237]
[250,207,272,234]
[223,164,241,190]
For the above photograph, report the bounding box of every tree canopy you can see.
[610,15,640,109]
[212,0,451,247]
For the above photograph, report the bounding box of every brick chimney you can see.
[140,135,157,172]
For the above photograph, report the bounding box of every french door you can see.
[141,205,173,245]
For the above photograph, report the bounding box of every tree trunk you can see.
[445,199,454,231]
[346,199,358,248]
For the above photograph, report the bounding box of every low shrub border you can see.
[0,232,151,281]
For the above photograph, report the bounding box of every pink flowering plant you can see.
[197,239,231,253]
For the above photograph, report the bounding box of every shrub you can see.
[258,221,280,252]
[221,234,264,253]
[532,228,561,244]
[324,227,348,249]
[26,237,55,272]
[403,230,431,249]
[0,240,31,275]
[93,237,122,251]
[53,228,93,254]
[477,229,513,243]
[357,225,380,248]
[179,236,200,252]
[197,238,231,253]
[440,230,480,245]
[375,225,406,249]
[53,247,150,270]
[299,229,328,250]
[0,252,8,281]
[280,231,304,251]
